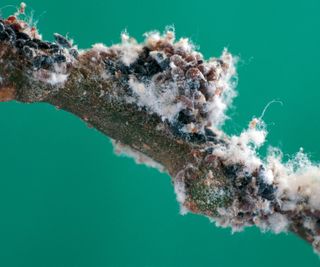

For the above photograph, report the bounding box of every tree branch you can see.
[1,6,320,253]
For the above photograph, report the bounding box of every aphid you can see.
[257,181,276,201]
[175,48,187,59]
[185,55,197,66]
[130,62,146,76]
[186,68,203,80]
[150,51,165,62]
[144,58,162,76]
[170,54,187,69]
[53,54,66,63]
[169,121,184,137]
[238,173,252,189]
[150,51,170,70]
[197,64,206,75]
[16,31,30,40]
[177,108,196,124]
[41,56,54,68]
[118,63,130,75]
[163,44,174,56]
[49,43,60,53]
[5,27,16,41]
[0,23,5,33]
[69,48,79,58]
[139,46,151,60]
[33,39,50,49]
[0,31,9,41]
[199,87,211,101]
[199,103,209,117]
[33,55,54,69]
[216,59,224,66]
[186,68,203,90]
[224,163,242,179]
[171,67,184,81]
[25,40,38,49]
[22,46,34,59]
[205,147,214,154]
[53,33,71,48]
[206,68,217,81]
[159,57,170,70]
[187,132,206,143]
[153,72,168,84]
[104,59,117,74]
[204,127,217,142]
[187,78,200,90]
[199,79,209,92]
[15,39,26,48]
[194,91,206,103]
[32,56,43,69]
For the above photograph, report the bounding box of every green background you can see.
[0,0,320,266]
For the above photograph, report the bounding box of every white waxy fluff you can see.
[128,77,183,122]
[112,140,165,172]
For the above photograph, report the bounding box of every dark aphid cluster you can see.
[104,37,231,140]
[0,18,78,71]
[177,108,196,124]
[130,47,166,77]
[104,47,167,81]
[0,20,16,42]
[33,55,54,69]
[223,163,276,201]
[224,163,242,180]
[204,127,219,143]
[219,162,278,227]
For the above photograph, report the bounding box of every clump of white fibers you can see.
[213,119,267,173]
[207,49,238,127]
[127,76,183,122]
[118,32,142,66]
[267,213,289,234]
[212,115,320,239]
[112,139,165,172]
[268,148,320,211]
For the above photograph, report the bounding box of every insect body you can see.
[53,33,71,48]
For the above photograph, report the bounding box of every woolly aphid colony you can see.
[107,30,320,251]
[0,3,77,89]
[2,2,320,253]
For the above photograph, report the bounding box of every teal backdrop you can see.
[0,0,320,266]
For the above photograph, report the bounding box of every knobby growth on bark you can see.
[2,3,320,253]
